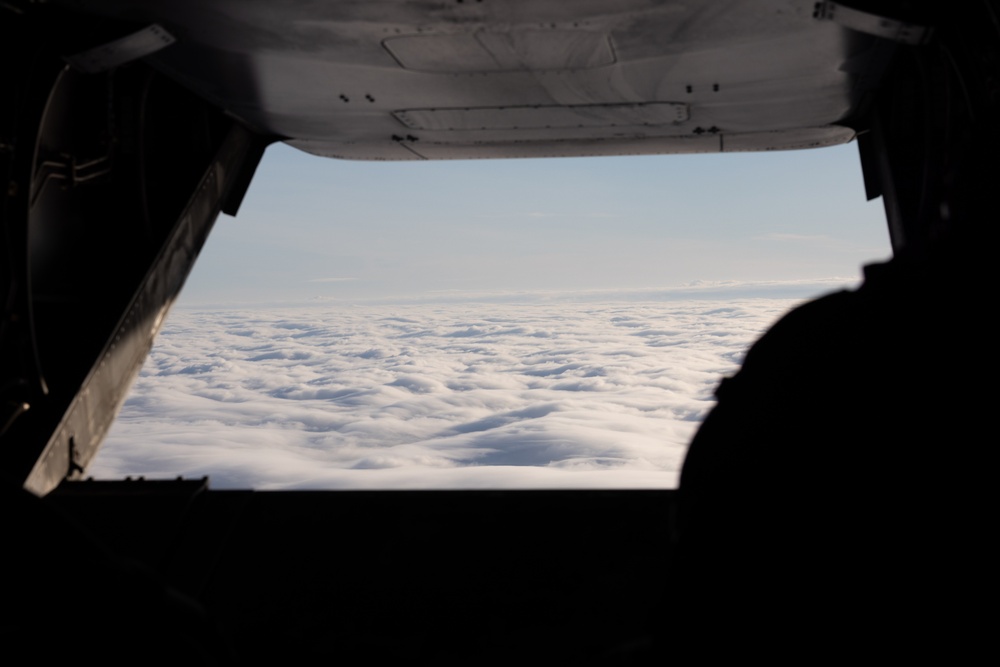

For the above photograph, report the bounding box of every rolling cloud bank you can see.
[92,294,828,489]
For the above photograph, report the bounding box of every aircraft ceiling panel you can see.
[391,135,722,161]
[720,126,856,152]
[56,0,896,160]
[352,125,856,161]
[383,30,617,72]
[393,102,689,131]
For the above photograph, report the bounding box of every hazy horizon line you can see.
[175,276,862,310]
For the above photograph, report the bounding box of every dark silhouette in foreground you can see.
[4,477,234,666]
[672,243,991,659]
[669,6,998,657]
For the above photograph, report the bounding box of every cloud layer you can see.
[92,297,809,489]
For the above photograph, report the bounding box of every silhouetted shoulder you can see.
[672,250,992,660]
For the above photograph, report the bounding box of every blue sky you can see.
[179,140,891,306]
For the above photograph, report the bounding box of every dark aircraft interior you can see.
[2,1,995,663]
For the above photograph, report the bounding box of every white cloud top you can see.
[92,297,813,489]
